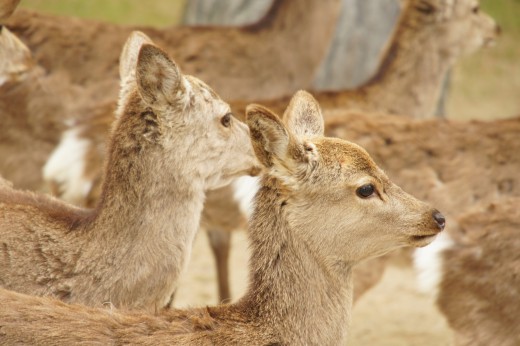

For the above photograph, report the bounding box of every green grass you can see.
[20,0,187,27]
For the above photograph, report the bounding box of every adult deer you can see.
[0,91,445,345]
[0,32,258,310]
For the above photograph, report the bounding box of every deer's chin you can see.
[410,233,439,248]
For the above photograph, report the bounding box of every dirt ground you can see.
[175,230,453,345]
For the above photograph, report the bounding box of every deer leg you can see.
[207,229,232,303]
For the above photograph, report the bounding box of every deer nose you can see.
[432,210,445,231]
[495,24,502,36]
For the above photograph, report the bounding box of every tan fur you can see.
[230,0,499,119]
[0,33,257,310]
[0,0,19,22]
[6,0,340,101]
[0,91,444,345]
[0,27,92,191]
[423,199,520,346]
[40,0,499,303]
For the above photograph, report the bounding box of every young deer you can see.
[230,0,500,118]
[414,198,520,346]
[0,32,258,310]
[0,91,445,345]
[6,0,340,101]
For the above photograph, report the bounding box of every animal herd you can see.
[0,0,518,344]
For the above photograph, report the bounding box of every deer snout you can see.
[432,210,445,231]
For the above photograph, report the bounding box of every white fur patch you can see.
[0,75,7,87]
[43,128,92,204]
[231,176,260,219]
[413,232,455,299]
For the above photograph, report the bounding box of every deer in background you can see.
[0,91,445,345]
[0,31,258,310]
[414,198,520,346]
[0,26,93,191]
[6,0,340,101]
[231,0,500,118]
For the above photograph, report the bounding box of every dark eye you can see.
[356,184,375,198]
[221,113,232,128]
[472,6,479,14]
[415,1,436,15]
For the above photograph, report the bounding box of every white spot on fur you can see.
[231,176,260,219]
[43,128,92,204]
[0,75,7,86]
[413,232,454,299]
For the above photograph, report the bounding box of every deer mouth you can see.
[411,233,439,247]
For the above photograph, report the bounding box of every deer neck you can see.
[88,113,205,283]
[240,178,353,344]
[360,15,454,118]
[247,0,340,56]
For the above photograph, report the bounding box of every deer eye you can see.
[472,5,480,14]
[415,1,436,15]
[356,184,375,198]
[220,113,232,128]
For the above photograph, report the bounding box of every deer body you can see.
[6,0,340,101]
[0,91,444,345]
[0,32,257,310]
[230,0,499,118]
[414,198,520,346]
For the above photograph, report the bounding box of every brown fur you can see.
[0,0,19,22]
[6,0,340,101]
[0,33,257,310]
[419,198,520,346]
[0,92,444,345]
[40,0,500,303]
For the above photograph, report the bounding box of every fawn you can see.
[0,91,445,345]
[0,31,258,310]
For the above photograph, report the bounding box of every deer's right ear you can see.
[136,44,183,110]
[283,90,324,137]
[119,31,153,81]
[246,104,290,168]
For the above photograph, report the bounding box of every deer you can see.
[414,198,520,346]
[0,31,259,311]
[39,0,501,303]
[230,0,500,119]
[0,90,445,345]
[5,0,340,102]
[0,25,95,191]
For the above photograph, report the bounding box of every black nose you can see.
[432,210,445,230]
[496,24,502,36]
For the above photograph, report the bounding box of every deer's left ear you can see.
[283,90,324,138]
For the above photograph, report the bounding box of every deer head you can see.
[410,0,499,57]
[115,31,259,191]
[247,91,445,264]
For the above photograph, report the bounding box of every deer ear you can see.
[136,44,182,109]
[283,90,324,138]
[246,104,291,169]
[119,31,153,81]
[0,26,33,82]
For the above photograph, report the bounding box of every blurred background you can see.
[20,0,520,120]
